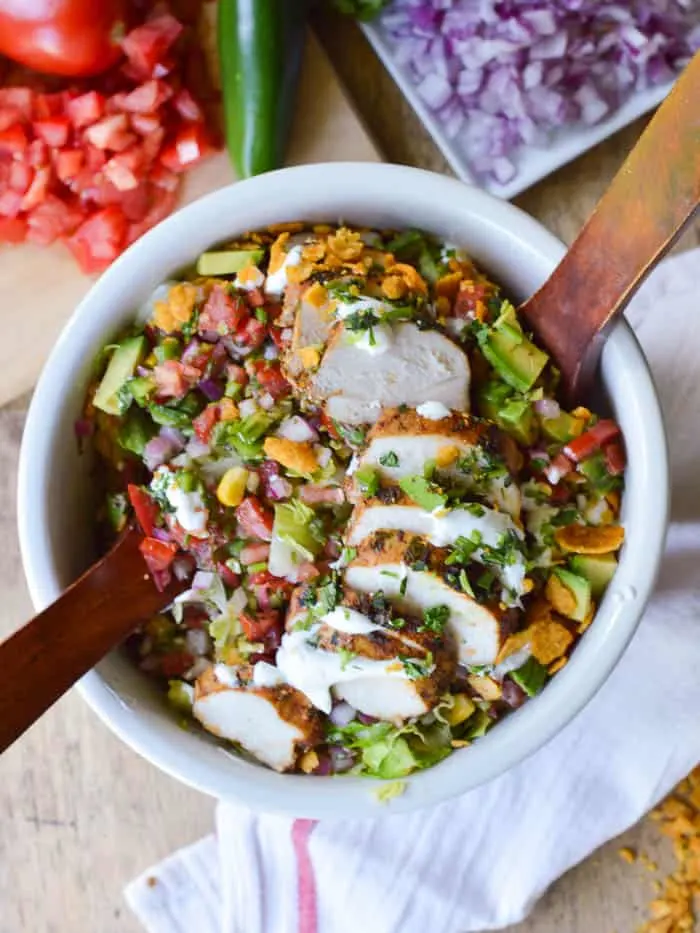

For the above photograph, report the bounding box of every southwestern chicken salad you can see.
[84,223,626,779]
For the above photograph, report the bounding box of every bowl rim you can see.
[17,162,669,818]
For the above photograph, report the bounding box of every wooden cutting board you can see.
[0,32,380,408]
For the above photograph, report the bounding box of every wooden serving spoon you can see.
[0,526,185,754]
[521,50,700,400]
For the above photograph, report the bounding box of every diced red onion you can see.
[198,377,225,401]
[267,475,293,500]
[185,629,211,656]
[186,437,211,459]
[173,556,195,581]
[74,418,94,439]
[329,701,357,727]
[357,712,378,725]
[258,391,276,411]
[238,398,258,419]
[313,753,333,776]
[150,526,173,543]
[143,434,180,471]
[160,426,186,449]
[329,746,357,773]
[534,397,561,419]
[276,415,318,444]
[377,0,700,185]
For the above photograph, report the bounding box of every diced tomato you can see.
[33,118,71,148]
[320,410,341,440]
[119,80,173,114]
[139,536,178,574]
[66,205,127,274]
[128,484,160,536]
[9,161,33,194]
[564,419,621,463]
[103,153,141,192]
[159,121,213,173]
[84,114,134,152]
[234,316,267,350]
[299,484,345,506]
[181,338,214,371]
[159,650,194,677]
[239,610,282,643]
[0,190,22,218]
[122,15,184,80]
[0,216,27,243]
[198,284,246,337]
[84,145,107,172]
[129,112,161,136]
[453,282,492,319]
[249,361,291,400]
[66,91,105,129]
[296,562,321,582]
[225,363,248,391]
[544,452,573,486]
[27,196,83,245]
[0,88,33,120]
[0,107,24,132]
[239,543,271,566]
[604,441,626,476]
[33,92,71,121]
[192,404,219,443]
[125,186,178,246]
[217,562,241,589]
[172,88,202,122]
[55,149,84,183]
[246,287,265,308]
[20,166,52,212]
[153,359,199,399]
[235,496,274,542]
[0,124,27,155]
[149,162,179,191]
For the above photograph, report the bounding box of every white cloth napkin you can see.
[126,246,700,933]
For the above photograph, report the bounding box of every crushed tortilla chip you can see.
[302,241,326,263]
[435,296,451,319]
[152,282,197,333]
[297,347,321,370]
[554,523,625,554]
[545,573,578,616]
[327,227,364,261]
[267,222,305,235]
[529,619,574,665]
[388,261,428,293]
[435,271,462,299]
[299,749,320,774]
[548,657,567,675]
[467,674,502,701]
[496,629,531,665]
[268,232,290,274]
[263,437,318,475]
[382,274,408,300]
[303,282,328,308]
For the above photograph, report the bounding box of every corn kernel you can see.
[217,467,249,507]
[298,346,321,370]
[300,749,319,774]
[435,444,459,468]
[443,693,475,726]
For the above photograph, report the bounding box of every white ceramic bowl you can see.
[18,163,668,818]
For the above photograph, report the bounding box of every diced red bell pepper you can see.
[66,205,127,274]
[564,419,621,463]
[235,496,274,542]
[33,117,71,148]
[159,121,213,173]
[0,124,27,155]
[604,441,626,476]
[249,360,291,400]
[139,536,178,572]
[121,15,184,80]
[66,91,105,129]
[128,484,160,537]
[0,216,27,243]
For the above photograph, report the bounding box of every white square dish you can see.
[362,20,673,200]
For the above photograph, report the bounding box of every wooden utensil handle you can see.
[521,51,700,397]
[0,529,181,754]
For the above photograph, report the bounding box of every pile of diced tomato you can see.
[0,11,216,273]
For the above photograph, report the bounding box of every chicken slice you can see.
[280,586,455,722]
[345,533,514,666]
[193,667,323,773]
[348,407,520,517]
[284,291,335,385]
[311,322,470,426]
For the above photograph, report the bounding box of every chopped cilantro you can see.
[399,574,408,597]
[338,647,357,671]
[464,502,486,517]
[458,569,474,597]
[379,450,400,468]
[400,652,434,680]
[344,309,380,332]
[421,604,450,633]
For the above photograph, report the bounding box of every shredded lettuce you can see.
[171,571,228,623]
[269,500,325,578]
[328,716,453,779]
[374,781,406,803]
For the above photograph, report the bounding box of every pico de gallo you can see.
[85,222,626,782]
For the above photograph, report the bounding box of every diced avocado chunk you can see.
[196,249,264,277]
[93,336,146,415]
[510,657,548,696]
[477,381,537,445]
[540,411,584,443]
[479,302,549,392]
[552,567,592,623]
[570,553,618,598]
[118,407,157,456]
[354,465,380,498]
[398,475,447,511]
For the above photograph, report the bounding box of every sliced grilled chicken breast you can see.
[193,667,323,773]
[281,586,455,722]
[348,407,521,516]
[345,534,513,666]
[284,292,335,384]
[311,322,470,425]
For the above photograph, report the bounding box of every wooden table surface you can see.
[2,13,698,933]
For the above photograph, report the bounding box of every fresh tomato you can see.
[249,360,291,400]
[198,285,246,336]
[564,419,621,463]
[239,543,271,566]
[217,562,241,589]
[127,484,160,536]
[604,441,626,476]
[0,216,27,243]
[159,122,214,173]
[118,80,173,115]
[192,404,220,444]
[66,205,127,273]
[0,124,27,155]
[139,536,178,574]
[453,281,493,319]
[235,496,274,542]
[66,91,105,129]
[0,0,127,77]
[54,149,84,183]
[159,649,194,677]
[121,14,183,80]
[234,316,267,350]
[239,610,282,643]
